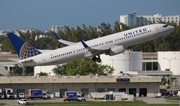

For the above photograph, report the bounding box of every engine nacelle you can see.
[106,45,125,56]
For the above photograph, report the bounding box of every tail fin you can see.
[7,32,41,59]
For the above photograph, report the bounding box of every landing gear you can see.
[92,55,101,63]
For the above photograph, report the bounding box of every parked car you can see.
[174,90,179,95]
[18,93,25,99]
[42,93,51,99]
[17,99,30,105]
[160,89,170,96]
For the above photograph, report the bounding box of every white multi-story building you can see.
[120,12,137,27]
[14,28,40,36]
[51,25,64,33]
[158,51,180,75]
[120,12,180,27]
[0,30,10,36]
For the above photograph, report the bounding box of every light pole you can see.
[164,58,175,70]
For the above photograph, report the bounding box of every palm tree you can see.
[161,69,177,95]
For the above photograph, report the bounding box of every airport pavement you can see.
[0,97,178,106]
[0,98,64,106]
[0,98,99,106]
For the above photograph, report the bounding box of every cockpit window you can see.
[163,24,168,27]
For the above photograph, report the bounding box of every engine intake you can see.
[106,45,125,56]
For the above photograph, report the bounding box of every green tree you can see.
[161,69,177,89]
[12,65,34,76]
[13,65,23,76]
[1,37,15,53]
[52,59,114,76]
[2,21,180,54]
[113,21,121,33]
[0,36,7,44]
[39,72,48,76]
[52,65,66,75]
[98,22,113,37]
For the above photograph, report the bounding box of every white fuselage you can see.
[19,24,174,66]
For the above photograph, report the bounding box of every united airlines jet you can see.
[7,24,174,66]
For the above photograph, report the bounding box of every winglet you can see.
[7,32,41,59]
[80,40,89,48]
[52,32,61,40]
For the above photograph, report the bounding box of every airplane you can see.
[52,32,76,45]
[7,24,174,66]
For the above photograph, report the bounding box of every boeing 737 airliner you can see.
[7,24,174,66]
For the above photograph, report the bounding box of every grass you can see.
[0,103,5,106]
[166,97,180,100]
[31,101,178,106]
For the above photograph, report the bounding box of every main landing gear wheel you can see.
[92,55,101,63]
[96,58,101,63]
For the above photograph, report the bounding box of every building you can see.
[0,52,179,98]
[0,75,161,97]
[120,12,137,27]
[120,12,180,27]
[158,51,180,75]
[34,65,57,76]
[51,25,64,33]
[0,53,17,75]
[0,30,10,36]
[14,28,40,36]
[1,51,180,76]
[100,51,142,75]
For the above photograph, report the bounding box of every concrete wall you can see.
[34,65,56,76]
[101,51,142,75]
[158,51,180,75]
[0,82,159,97]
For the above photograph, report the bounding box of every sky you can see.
[0,0,180,31]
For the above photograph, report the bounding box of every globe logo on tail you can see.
[20,43,41,59]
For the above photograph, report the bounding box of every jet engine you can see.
[106,45,125,56]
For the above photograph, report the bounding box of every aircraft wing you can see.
[80,40,109,57]
[52,32,76,45]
